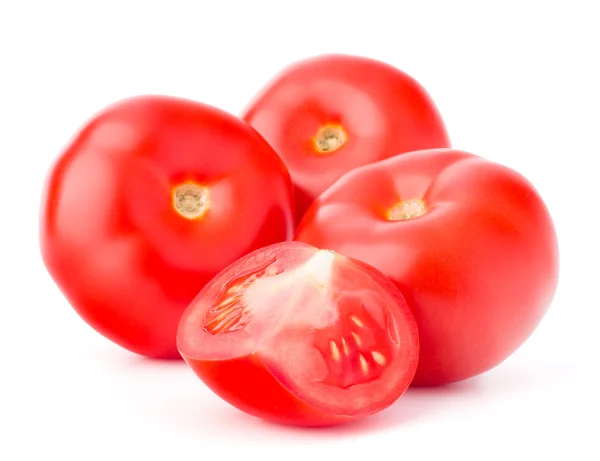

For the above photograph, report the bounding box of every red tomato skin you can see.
[183,355,349,427]
[242,54,451,218]
[295,149,559,386]
[40,96,294,358]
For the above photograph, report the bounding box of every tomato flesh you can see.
[177,242,419,426]
[40,96,295,358]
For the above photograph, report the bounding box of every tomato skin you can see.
[295,149,559,386]
[177,242,419,426]
[184,354,349,426]
[242,54,451,218]
[40,96,294,358]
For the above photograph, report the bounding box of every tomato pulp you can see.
[40,96,295,358]
[295,149,559,386]
[242,54,451,219]
[177,242,419,426]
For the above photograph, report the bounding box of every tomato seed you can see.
[372,351,386,366]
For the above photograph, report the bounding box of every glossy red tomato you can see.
[242,54,451,219]
[40,96,295,358]
[177,242,419,426]
[295,149,559,386]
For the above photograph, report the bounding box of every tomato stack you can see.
[40,54,558,427]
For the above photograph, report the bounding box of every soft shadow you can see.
[94,343,567,437]
[358,378,486,432]
[124,354,186,369]
[119,362,490,438]
[147,386,312,442]
[257,377,486,437]
[91,345,187,372]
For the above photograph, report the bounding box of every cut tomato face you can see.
[177,242,419,426]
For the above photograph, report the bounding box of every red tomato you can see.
[242,54,451,219]
[40,96,295,358]
[295,149,559,386]
[177,241,419,426]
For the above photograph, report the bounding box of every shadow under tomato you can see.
[256,377,486,436]
[95,343,569,438]
[92,345,186,371]
[101,346,485,437]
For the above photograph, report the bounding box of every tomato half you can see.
[177,242,419,426]
[295,149,559,386]
[242,54,451,219]
[40,96,295,358]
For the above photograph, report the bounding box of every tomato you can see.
[242,54,451,219]
[40,96,295,358]
[177,241,419,426]
[295,149,559,386]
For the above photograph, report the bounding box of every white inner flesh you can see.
[241,250,340,339]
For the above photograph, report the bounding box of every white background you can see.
[1,1,599,459]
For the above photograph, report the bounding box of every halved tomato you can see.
[177,242,419,426]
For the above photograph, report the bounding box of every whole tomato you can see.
[177,242,419,426]
[40,96,295,358]
[242,54,451,219]
[295,149,559,386]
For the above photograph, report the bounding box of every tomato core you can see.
[387,198,427,220]
[172,183,209,219]
[314,125,346,154]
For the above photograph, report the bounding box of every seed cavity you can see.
[218,296,237,307]
[203,297,251,335]
[203,256,280,335]
[314,304,394,389]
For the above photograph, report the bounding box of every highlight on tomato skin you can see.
[242,54,451,219]
[177,242,419,426]
[294,148,559,386]
[39,95,295,359]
